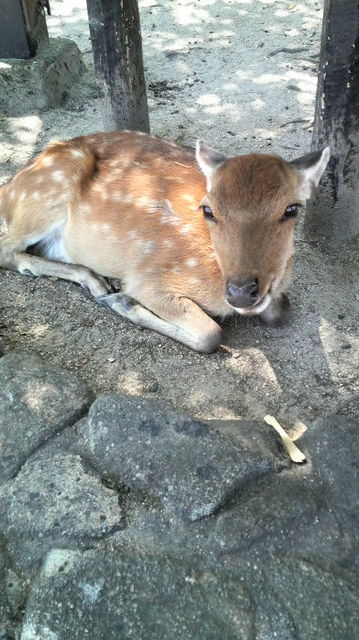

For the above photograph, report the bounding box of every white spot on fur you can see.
[32,191,40,200]
[70,148,86,159]
[52,171,65,182]
[93,184,109,197]
[181,224,193,235]
[163,239,173,248]
[122,194,134,205]
[18,191,26,202]
[186,258,198,268]
[80,204,92,215]
[136,196,152,208]
[182,194,195,202]
[42,156,54,167]
[112,191,123,200]
[142,240,155,255]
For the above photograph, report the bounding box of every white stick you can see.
[264,415,306,464]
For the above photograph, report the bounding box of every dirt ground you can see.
[0,0,358,428]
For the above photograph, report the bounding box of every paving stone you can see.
[74,394,287,521]
[19,548,253,640]
[0,352,92,483]
[0,454,123,575]
[0,547,28,640]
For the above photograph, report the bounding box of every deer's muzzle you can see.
[225,278,259,309]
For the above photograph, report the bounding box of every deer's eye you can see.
[282,203,301,221]
[202,205,216,222]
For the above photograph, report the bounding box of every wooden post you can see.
[86,0,150,133]
[304,0,359,243]
[0,0,49,59]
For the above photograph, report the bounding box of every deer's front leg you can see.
[0,244,111,298]
[97,292,222,353]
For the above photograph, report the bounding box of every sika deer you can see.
[0,131,329,352]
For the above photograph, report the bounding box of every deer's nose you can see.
[226,278,259,308]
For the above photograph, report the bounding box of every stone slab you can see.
[0,352,92,483]
[20,548,252,640]
[74,394,288,521]
[0,38,86,116]
[0,454,123,574]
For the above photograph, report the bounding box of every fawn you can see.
[0,131,329,352]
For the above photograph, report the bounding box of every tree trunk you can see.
[86,0,150,133]
[304,0,359,243]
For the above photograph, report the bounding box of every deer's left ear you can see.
[196,140,226,191]
[290,147,330,201]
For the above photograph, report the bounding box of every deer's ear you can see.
[290,147,330,201]
[196,140,226,191]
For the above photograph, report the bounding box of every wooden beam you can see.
[86,0,150,133]
[0,0,49,59]
[304,0,359,243]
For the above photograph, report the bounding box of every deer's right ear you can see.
[196,141,226,191]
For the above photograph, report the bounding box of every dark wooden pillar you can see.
[304,0,359,243]
[86,0,150,133]
[0,0,50,58]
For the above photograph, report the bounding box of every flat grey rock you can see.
[0,550,14,639]
[0,549,27,640]
[0,454,123,574]
[122,467,348,571]
[74,394,287,521]
[0,352,92,483]
[0,38,86,116]
[256,557,359,640]
[302,415,359,516]
[20,549,252,640]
